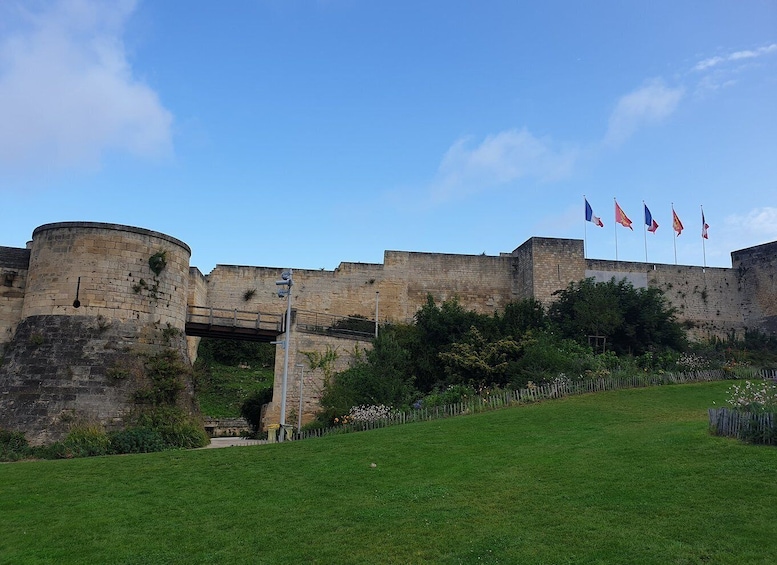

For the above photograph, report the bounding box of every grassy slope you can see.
[195,363,274,418]
[2,381,776,564]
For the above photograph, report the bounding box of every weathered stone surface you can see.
[0,315,193,445]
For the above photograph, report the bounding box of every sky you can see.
[1,0,775,273]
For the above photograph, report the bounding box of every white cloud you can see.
[724,207,777,242]
[604,79,684,146]
[693,43,777,72]
[0,0,173,172]
[430,128,577,203]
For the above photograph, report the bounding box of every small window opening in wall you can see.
[73,276,81,308]
[3,272,15,287]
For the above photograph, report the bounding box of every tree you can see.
[318,330,415,423]
[439,326,521,386]
[549,278,686,355]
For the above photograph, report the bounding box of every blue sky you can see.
[1,1,775,273]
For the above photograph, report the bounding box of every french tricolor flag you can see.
[585,199,604,227]
[644,204,659,233]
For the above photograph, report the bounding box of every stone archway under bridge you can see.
[185,306,376,431]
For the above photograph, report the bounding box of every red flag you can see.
[702,210,709,239]
[673,209,684,236]
[615,201,633,230]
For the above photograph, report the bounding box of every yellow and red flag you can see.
[615,200,633,230]
[673,209,684,236]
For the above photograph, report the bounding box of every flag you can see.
[585,198,604,227]
[615,200,633,230]
[673,209,684,236]
[644,204,659,233]
[702,210,709,239]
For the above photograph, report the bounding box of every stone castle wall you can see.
[732,241,777,333]
[0,246,30,345]
[22,223,191,330]
[585,260,744,340]
[1,221,775,440]
[202,251,519,329]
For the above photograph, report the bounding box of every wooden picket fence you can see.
[708,407,777,445]
[292,367,771,442]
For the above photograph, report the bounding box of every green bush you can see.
[420,385,476,408]
[108,428,166,454]
[512,332,601,387]
[32,442,69,460]
[63,425,110,458]
[0,429,31,462]
[133,350,187,406]
[133,407,209,449]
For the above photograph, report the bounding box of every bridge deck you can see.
[185,306,376,342]
[185,306,284,342]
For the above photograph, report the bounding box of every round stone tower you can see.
[0,222,197,445]
[23,222,191,329]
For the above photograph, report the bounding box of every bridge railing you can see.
[295,310,376,340]
[186,305,285,333]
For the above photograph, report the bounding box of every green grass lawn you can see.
[2,381,776,564]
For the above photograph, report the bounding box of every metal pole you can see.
[375,291,380,338]
[643,201,648,263]
[672,203,678,265]
[296,364,304,433]
[279,270,292,441]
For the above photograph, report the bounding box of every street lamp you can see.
[296,363,305,433]
[275,269,293,441]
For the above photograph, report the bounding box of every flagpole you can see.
[672,203,677,265]
[643,200,648,263]
[583,194,588,258]
[613,197,618,262]
[701,204,707,269]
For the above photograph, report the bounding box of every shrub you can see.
[63,425,110,458]
[420,385,476,408]
[133,350,187,406]
[133,406,209,449]
[0,429,31,462]
[512,332,600,387]
[108,428,166,454]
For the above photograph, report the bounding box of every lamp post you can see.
[275,269,293,441]
[296,363,305,433]
[375,291,379,338]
